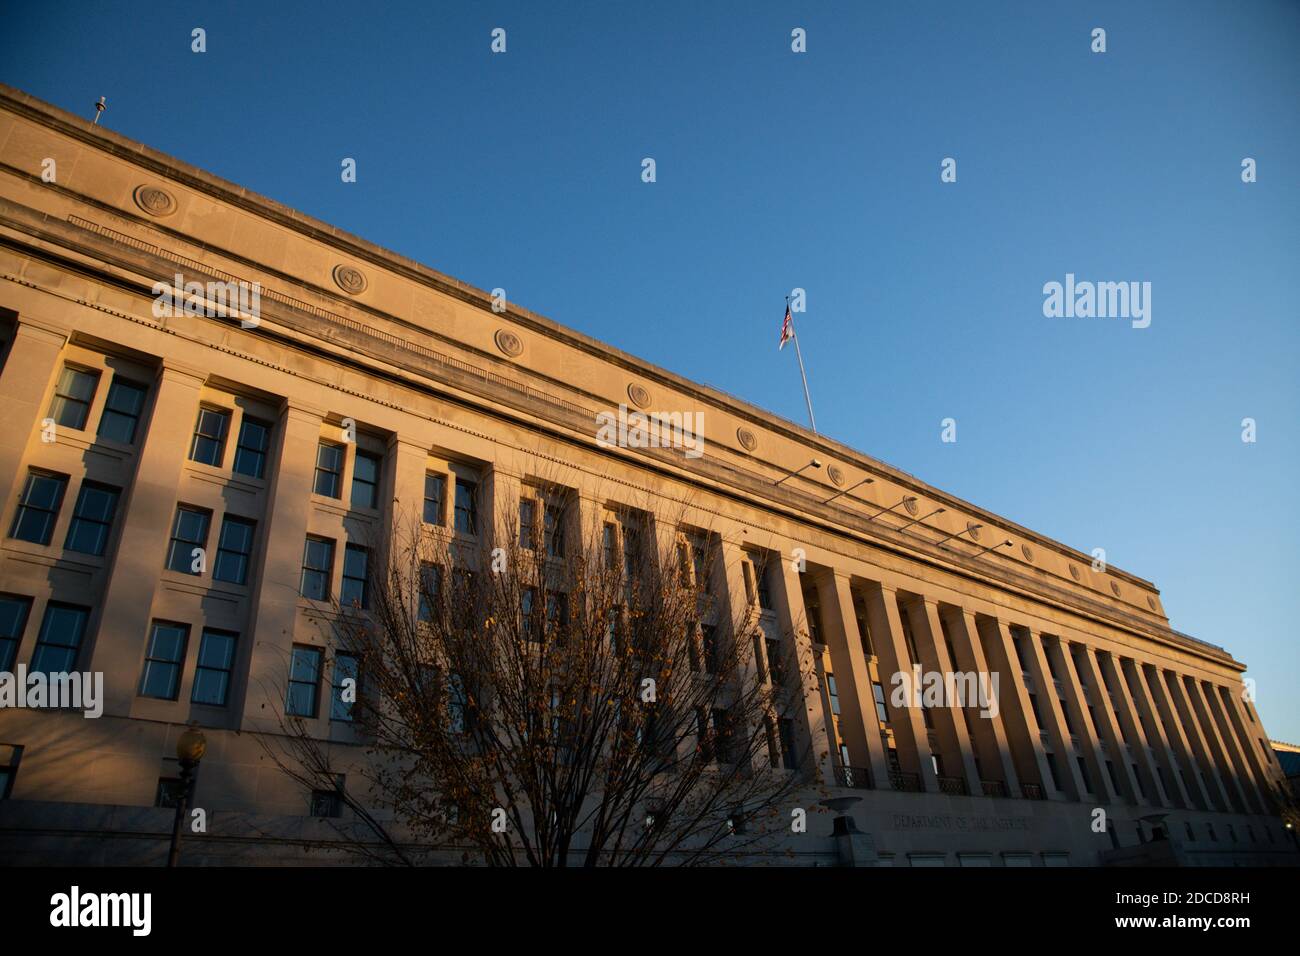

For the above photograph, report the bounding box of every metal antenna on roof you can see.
[92,96,106,125]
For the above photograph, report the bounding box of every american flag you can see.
[779,303,793,350]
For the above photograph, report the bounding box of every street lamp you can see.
[167,724,207,867]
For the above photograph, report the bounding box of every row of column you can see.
[771,563,1280,816]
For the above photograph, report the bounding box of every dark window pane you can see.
[300,536,334,600]
[314,442,343,497]
[286,645,322,716]
[64,482,119,556]
[213,515,256,585]
[140,622,188,699]
[165,506,209,574]
[351,452,380,510]
[192,629,236,706]
[48,366,98,430]
[97,378,148,444]
[332,653,359,721]
[0,594,33,673]
[29,604,89,675]
[454,479,477,534]
[232,417,271,479]
[422,473,444,525]
[341,544,368,608]
[10,472,68,545]
[189,407,230,466]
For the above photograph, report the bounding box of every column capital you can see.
[13,316,71,346]
[283,397,327,422]
[157,359,208,387]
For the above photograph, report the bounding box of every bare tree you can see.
[268,486,819,866]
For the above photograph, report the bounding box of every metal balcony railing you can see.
[937,775,968,796]
[833,765,874,790]
[1020,782,1046,800]
[889,770,924,793]
[980,779,1008,798]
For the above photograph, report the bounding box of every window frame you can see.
[191,628,238,707]
[9,470,69,546]
[300,535,335,602]
[165,505,211,575]
[96,376,149,445]
[189,405,231,467]
[64,480,120,556]
[231,415,272,479]
[139,620,190,701]
[47,365,99,431]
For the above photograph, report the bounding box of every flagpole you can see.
[786,298,818,433]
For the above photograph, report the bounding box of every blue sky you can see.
[4,1,1298,739]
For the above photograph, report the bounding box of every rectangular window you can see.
[0,745,22,800]
[10,471,68,545]
[702,624,720,674]
[286,645,323,717]
[314,442,344,498]
[423,473,444,525]
[64,482,119,556]
[341,544,368,609]
[544,502,565,557]
[521,587,538,641]
[165,506,210,575]
[778,718,798,770]
[332,653,359,721]
[753,560,773,611]
[212,515,256,585]
[300,536,335,601]
[519,499,536,550]
[139,621,189,700]
[827,672,842,716]
[310,775,345,817]
[97,377,148,444]
[29,603,89,675]
[454,479,477,535]
[189,406,230,467]
[48,366,98,430]
[155,777,185,809]
[351,451,381,510]
[603,523,617,569]
[872,682,890,724]
[192,628,237,706]
[766,637,784,685]
[0,594,33,672]
[418,562,442,622]
[231,416,271,479]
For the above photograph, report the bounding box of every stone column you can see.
[914,598,980,795]
[769,550,836,785]
[862,582,937,792]
[1218,684,1281,808]
[239,399,325,729]
[1022,627,1087,800]
[1184,676,1251,814]
[1162,668,1234,812]
[1142,664,1215,810]
[0,318,68,514]
[977,617,1054,799]
[92,360,207,714]
[1070,642,1143,804]
[1089,649,1162,807]
[1201,681,1268,814]
[947,609,1020,796]
[1124,658,1196,808]
[1050,638,1119,802]
[815,571,889,788]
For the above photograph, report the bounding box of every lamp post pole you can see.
[167,725,207,867]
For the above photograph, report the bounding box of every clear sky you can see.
[3,1,1297,739]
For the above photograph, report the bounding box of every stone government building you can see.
[0,84,1294,866]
